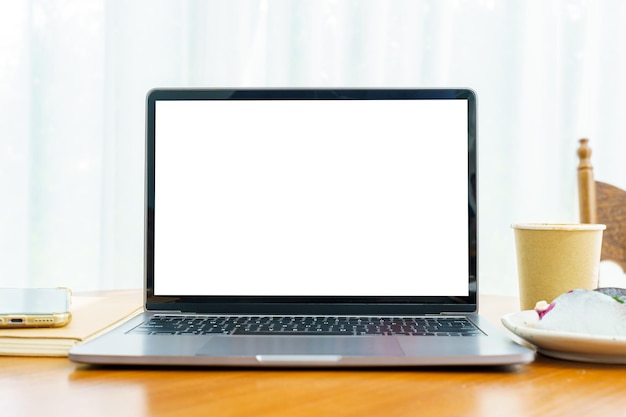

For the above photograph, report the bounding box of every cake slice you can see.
[534,288,626,337]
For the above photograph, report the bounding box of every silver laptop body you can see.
[69,88,534,367]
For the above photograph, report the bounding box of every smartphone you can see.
[0,288,72,328]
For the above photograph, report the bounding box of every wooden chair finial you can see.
[577,138,597,224]
[577,138,592,170]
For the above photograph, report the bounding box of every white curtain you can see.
[2,0,625,293]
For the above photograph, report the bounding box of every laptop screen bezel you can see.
[144,88,478,315]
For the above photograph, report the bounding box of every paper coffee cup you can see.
[511,223,605,310]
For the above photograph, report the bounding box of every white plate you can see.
[501,310,626,364]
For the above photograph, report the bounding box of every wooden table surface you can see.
[2,294,626,417]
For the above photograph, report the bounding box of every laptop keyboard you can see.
[129,315,483,336]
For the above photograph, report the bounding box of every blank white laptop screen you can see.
[154,98,468,297]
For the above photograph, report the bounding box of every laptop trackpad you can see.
[197,336,404,357]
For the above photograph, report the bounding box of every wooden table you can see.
[1,295,626,417]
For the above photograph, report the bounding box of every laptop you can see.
[69,88,534,367]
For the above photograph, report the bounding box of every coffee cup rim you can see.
[511,223,606,231]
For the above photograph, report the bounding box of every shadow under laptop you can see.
[64,360,551,417]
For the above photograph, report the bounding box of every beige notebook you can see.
[0,290,143,357]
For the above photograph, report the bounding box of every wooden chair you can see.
[577,138,626,272]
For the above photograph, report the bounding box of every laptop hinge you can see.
[438,312,476,316]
